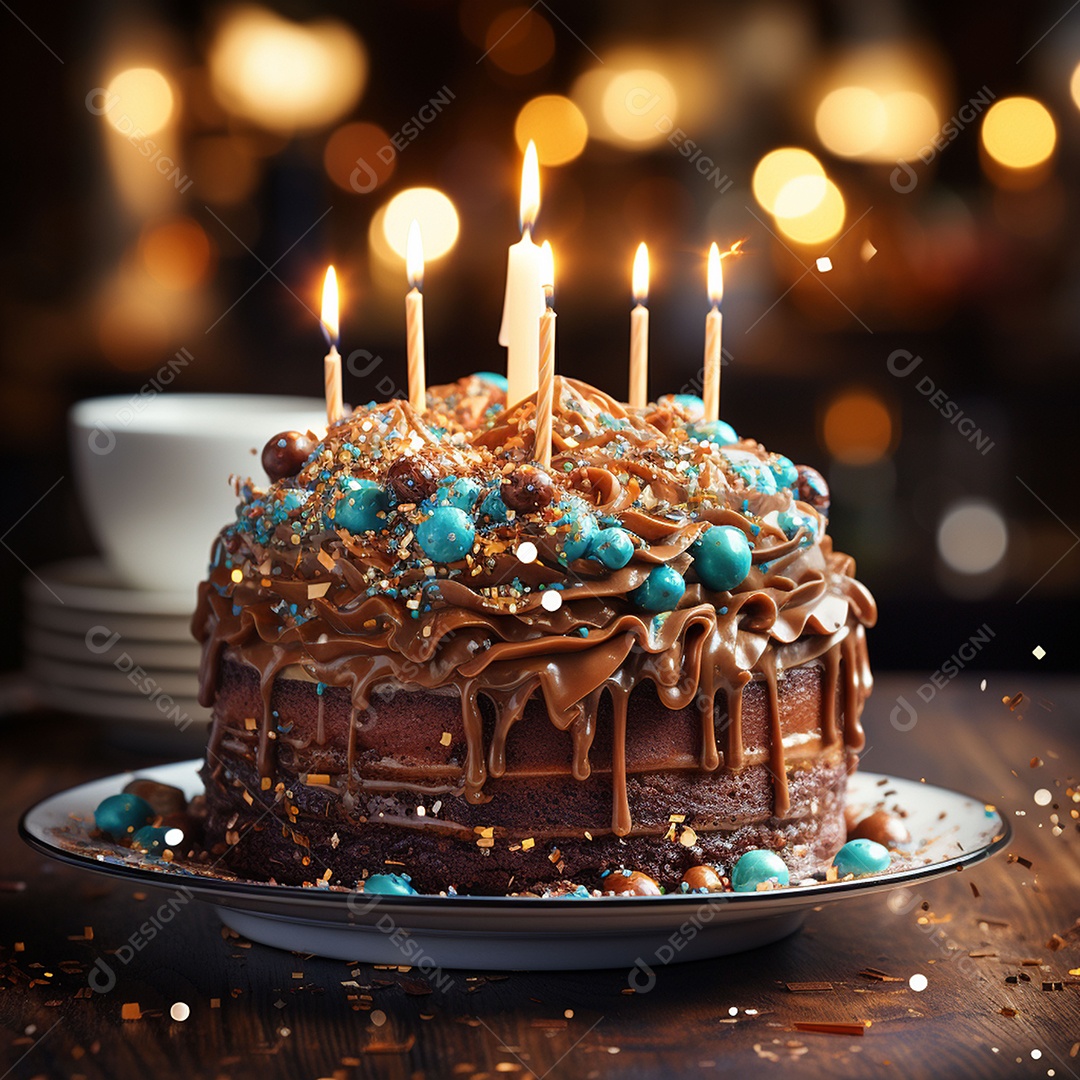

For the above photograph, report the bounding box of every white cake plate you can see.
[21,762,1009,971]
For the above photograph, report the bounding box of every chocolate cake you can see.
[194,376,876,895]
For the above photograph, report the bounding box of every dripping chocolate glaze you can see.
[194,376,876,838]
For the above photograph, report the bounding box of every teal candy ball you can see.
[479,487,509,523]
[327,478,388,534]
[723,450,778,495]
[691,526,752,592]
[590,527,634,570]
[364,872,418,896]
[629,565,685,612]
[131,826,174,856]
[832,838,891,877]
[769,455,799,489]
[435,476,481,511]
[553,501,598,563]
[417,506,476,562]
[94,793,154,838]
[472,371,508,392]
[687,419,738,445]
[731,849,790,892]
[672,393,705,419]
[777,508,818,542]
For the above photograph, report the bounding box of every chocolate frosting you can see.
[194,376,876,838]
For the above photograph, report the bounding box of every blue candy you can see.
[364,872,418,896]
[417,506,476,562]
[769,455,799,489]
[777,508,818,543]
[589,527,634,570]
[94,793,154,838]
[671,393,705,419]
[722,449,778,495]
[479,487,509,523]
[325,477,388,534]
[131,826,176,856]
[832,838,891,878]
[435,476,481,511]
[687,419,739,446]
[472,371,509,392]
[278,488,309,513]
[731,849,790,892]
[691,525,752,592]
[629,565,685,611]
[553,500,598,563]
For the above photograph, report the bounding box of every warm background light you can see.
[600,68,679,145]
[482,6,554,75]
[139,217,213,290]
[981,96,1056,170]
[382,188,459,261]
[821,389,893,464]
[937,501,1009,575]
[774,178,846,245]
[324,121,395,193]
[208,6,367,133]
[752,148,826,216]
[514,96,588,166]
[103,67,175,135]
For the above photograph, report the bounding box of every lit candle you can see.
[498,140,544,408]
[629,241,649,409]
[535,240,556,469]
[405,219,426,414]
[321,265,343,424]
[703,242,722,423]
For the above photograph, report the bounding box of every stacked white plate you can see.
[24,558,209,749]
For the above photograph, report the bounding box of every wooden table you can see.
[2,674,1078,1079]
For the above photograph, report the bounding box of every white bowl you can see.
[70,394,325,592]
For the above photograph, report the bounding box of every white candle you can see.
[405,219,426,414]
[703,242,722,423]
[536,241,555,469]
[499,140,544,408]
[629,241,649,410]
[321,265,343,424]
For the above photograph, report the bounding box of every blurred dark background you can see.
[2,0,1077,675]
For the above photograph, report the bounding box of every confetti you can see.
[540,590,563,612]
[1034,789,1052,806]
[861,239,877,261]
[170,1002,190,1022]
[909,973,928,992]
[1032,645,1046,660]
[815,257,833,272]
[516,541,538,564]
[121,1003,142,1021]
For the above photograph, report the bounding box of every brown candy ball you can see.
[386,454,440,502]
[501,466,555,513]
[123,779,187,817]
[262,431,314,482]
[795,465,830,514]
[847,809,911,848]
[601,870,663,896]
[681,865,724,891]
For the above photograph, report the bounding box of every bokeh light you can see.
[103,68,175,135]
[514,96,588,166]
[937,501,1008,574]
[483,7,554,75]
[382,188,459,261]
[752,148,826,216]
[981,96,1056,170]
[815,85,939,161]
[1070,61,1080,110]
[208,7,367,133]
[324,121,395,193]
[822,389,893,464]
[139,217,213,290]
[600,69,679,145]
[774,177,846,244]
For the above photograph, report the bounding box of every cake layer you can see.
[201,659,854,892]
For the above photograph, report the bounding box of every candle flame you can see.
[321,265,339,344]
[632,241,649,305]
[540,239,554,306]
[520,140,540,234]
[406,219,424,290]
[707,242,722,307]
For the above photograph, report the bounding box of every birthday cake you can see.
[193,374,875,895]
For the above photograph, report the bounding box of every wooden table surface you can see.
[1,673,1078,1080]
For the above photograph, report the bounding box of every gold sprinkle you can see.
[307,582,331,600]
[261,777,271,790]
[549,848,561,864]
[230,568,243,584]
[669,814,686,823]
[244,717,257,731]
[521,838,535,851]
[477,837,495,849]
[679,826,698,847]
[440,732,453,747]
[121,1003,142,1021]
[305,774,331,786]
